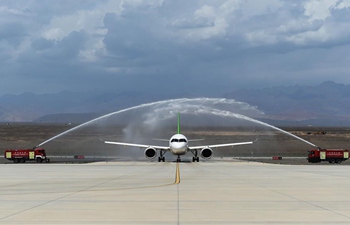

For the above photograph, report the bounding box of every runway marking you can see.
[174,162,180,184]
[0,162,182,222]
[175,162,180,225]
[0,162,181,197]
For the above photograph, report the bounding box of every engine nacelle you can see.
[144,147,157,159]
[200,147,213,159]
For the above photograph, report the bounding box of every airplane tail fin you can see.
[177,112,180,134]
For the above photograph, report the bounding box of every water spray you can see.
[205,109,317,147]
[36,98,317,148]
[36,98,187,147]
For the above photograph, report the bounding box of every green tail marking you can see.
[177,113,180,134]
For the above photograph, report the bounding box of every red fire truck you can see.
[4,148,49,163]
[308,149,349,164]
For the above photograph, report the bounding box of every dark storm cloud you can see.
[1,0,350,95]
[18,31,88,66]
[31,38,54,51]
[46,31,88,59]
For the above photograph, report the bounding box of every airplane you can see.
[103,113,256,162]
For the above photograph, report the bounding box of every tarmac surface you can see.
[1,160,350,224]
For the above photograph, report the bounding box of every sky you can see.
[1,0,350,96]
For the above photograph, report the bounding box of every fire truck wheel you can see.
[36,158,43,163]
[13,158,19,163]
[19,158,25,163]
[335,159,342,164]
[329,159,335,164]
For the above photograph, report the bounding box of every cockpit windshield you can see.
[171,138,187,143]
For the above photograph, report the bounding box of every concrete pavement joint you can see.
[0,162,154,221]
[200,162,350,220]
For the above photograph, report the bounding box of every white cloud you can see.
[42,10,107,41]
[219,0,241,16]
[79,38,106,62]
[285,26,329,45]
[277,19,323,34]
[303,0,350,21]
[172,3,230,41]
[195,5,216,19]
[336,0,350,9]
[246,31,278,46]
[303,0,335,21]
[0,6,26,15]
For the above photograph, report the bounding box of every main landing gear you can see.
[158,150,165,162]
[192,150,199,162]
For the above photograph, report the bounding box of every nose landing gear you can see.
[176,155,181,162]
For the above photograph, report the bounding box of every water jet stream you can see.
[36,98,317,148]
[204,108,317,147]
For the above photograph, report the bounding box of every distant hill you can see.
[223,81,350,126]
[1,81,350,126]
[34,113,103,123]
[0,91,191,123]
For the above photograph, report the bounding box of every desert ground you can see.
[1,122,350,165]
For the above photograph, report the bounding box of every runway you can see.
[1,160,350,224]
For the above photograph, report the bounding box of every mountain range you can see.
[224,81,350,126]
[1,81,350,126]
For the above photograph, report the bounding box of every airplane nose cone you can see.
[171,143,187,155]
[172,142,185,148]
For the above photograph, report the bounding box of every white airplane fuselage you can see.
[169,134,188,155]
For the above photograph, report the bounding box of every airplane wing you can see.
[189,140,255,150]
[188,139,205,142]
[153,138,169,142]
[104,140,170,150]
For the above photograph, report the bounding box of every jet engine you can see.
[144,147,157,159]
[200,147,213,159]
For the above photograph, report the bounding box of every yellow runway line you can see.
[174,162,180,184]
